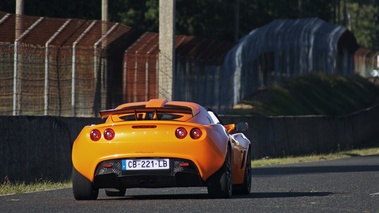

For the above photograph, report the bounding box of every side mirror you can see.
[235,122,248,132]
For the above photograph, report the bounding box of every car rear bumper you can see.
[93,158,204,188]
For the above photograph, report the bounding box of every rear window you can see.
[117,112,185,121]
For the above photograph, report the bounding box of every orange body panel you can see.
[72,121,228,182]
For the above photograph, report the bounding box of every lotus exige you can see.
[71,99,252,200]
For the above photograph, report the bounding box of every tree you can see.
[109,0,334,41]
[0,0,100,19]
[0,0,377,50]
[108,0,158,32]
[341,1,379,50]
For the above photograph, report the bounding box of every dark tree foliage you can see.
[238,0,333,37]
[0,0,100,19]
[0,0,332,40]
[0,0,377,49]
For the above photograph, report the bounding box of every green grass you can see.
[229,73,379,116]
[0,178,71,195]
[252,147,379,167]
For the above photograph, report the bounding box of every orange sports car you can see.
[71,99,251,200]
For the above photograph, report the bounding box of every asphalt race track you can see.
[1,155,378,213]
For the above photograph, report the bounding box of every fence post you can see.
[94,23,119,112]
[158,0,175,100]
[44,20,71,115]
[71,21,96,116]
[13,17,43,115]
[14,0,23,116]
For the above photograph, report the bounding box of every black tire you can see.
[105,188,126,197]
[233,147,252,195]
[207,145,232,198]
[72,168,99,200]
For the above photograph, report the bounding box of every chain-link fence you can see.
[1,11,376,117]
[123,18,364,113]
[123,33,234,112]
[0,11,139,117]
[123,32,159,103]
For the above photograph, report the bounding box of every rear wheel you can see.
[207,145,232,198]
[233,147,252,195]
[105,188,126,197]
[72,168,99,200]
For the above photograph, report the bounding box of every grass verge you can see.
[0,178,71,196]
[252,146,379,167]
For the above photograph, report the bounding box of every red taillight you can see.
[175,127,187,139]
[179,162,190,167]
[104,128,115,140]
[103,163,113,168]
[90,129,101,141]
[190,128,202,139]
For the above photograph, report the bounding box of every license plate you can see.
[122,159,170,170]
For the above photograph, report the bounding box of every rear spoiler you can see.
[99,107,193,119]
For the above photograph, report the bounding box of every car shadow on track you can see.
[97,191,332,200]
[246,191,333,199]
[99,193,209,200]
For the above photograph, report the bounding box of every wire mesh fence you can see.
[0,11,137,117]
[1,11,378,117]
[123,32,159,103]
[123,33,235,112]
